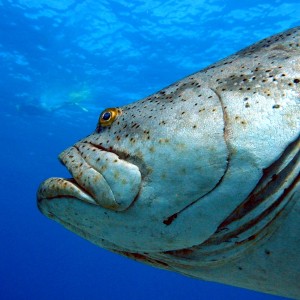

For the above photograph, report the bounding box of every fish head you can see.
[37,81,229,252]
[37,24,300,253]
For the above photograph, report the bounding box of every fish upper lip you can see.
[38,141,142,211]
[85,141,131,162]
[59,145,119,209]
[85,142,150,180]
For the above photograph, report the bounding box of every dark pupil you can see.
[102,112,111,121]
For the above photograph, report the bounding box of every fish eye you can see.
[98,107,121,127]
[102,112,111,120]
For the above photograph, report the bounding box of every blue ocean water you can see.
[1,1,298,299]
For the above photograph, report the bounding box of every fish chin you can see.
[37,177,98,220]
[37,143,142,213]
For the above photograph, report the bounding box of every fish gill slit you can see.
[219,134,300,228]
[163,89,231,226]
[159,170,299,267]
[205,135,300,253]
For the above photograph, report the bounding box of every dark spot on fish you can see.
[294,78,300,83]
[265,249,271,255]
[273,104,280,109]
[163,213,178,225]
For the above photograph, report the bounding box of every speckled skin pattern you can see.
[38,27,300,298]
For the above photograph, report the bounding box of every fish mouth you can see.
[37,142,142,211]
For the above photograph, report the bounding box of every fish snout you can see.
[41,143,142,211]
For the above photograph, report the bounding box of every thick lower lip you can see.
[37,177,98,205]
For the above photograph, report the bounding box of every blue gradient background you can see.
[0,1,298,299]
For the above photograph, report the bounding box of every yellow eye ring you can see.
[98,107,122,127]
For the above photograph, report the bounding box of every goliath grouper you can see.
[37,27,300,299]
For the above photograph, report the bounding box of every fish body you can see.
[37,27,300,298]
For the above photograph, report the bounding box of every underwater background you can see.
[1,1,298,299]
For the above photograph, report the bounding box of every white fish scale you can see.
[37,27,300,299]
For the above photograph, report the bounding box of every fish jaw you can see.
[37,143,142,212]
